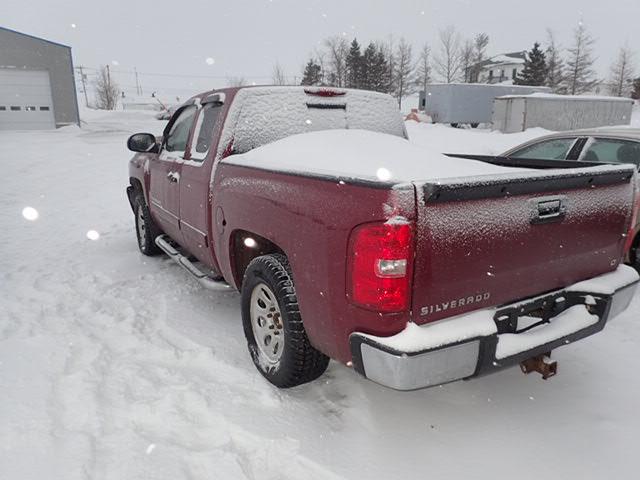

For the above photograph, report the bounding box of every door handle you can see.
[167,171,180,183]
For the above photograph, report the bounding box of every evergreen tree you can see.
[346,39,363,89]
[361,42,378,91]
[515,42,547,86]
[301,58,322,86]
[372,44,390,93]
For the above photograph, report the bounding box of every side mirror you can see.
[127,133,159,153]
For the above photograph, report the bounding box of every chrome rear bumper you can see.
[350,266,638,391]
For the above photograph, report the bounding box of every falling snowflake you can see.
[86,230,100,241]
[376,168,391,181]
[22,207,39,221]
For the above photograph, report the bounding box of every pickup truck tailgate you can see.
[411,165,636,324]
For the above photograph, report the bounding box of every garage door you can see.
[0,69,56,130]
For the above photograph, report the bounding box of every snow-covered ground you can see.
[2,108,640,480]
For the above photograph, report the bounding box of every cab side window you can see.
[189,103,222,161]
[165,105,198,154]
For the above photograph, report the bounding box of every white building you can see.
[475,51,527,84]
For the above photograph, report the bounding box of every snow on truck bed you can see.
[223,129,526,182]
[223,128,631,185]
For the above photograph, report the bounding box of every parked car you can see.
[155,105,178,120]
[502,128,640,165]
[126,86,638,391]
[502,128,640,269]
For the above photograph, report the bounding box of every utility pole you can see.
[76,65,89,107]
[134,67,142,96]
[106,64,111,89]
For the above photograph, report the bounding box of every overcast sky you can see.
[2,0,638,98]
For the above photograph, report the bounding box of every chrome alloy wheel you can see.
[250,283,285,363]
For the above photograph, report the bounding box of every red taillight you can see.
[303,87,346,97]
[347,222,414,313]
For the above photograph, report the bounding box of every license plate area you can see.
[493,290,608,334]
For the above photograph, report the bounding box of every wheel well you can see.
[129,177,144,194]
[126,177,145,212]
[230,230,285,287]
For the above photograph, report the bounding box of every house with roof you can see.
[473,51,527,84]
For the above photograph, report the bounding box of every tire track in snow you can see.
[2,246,346,479]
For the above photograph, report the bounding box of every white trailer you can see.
[492,93,634,133]
[419,83,550,127]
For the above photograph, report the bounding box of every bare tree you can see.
[394,37,414,109]
[565,22,598,94]
[272,62,287,85]
[434,26,462,83]
[608,45,636,97]
[473,33,490,64]
[384,36,396,95]
[470,33,489,82]
[414,42,432,95]
[460,39,475,83]
[324,36,349,87]
[314,48,327,85]
[226,76,246,87]
[94,65,119,110]
[545,29,565,92]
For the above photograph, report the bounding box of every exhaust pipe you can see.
[520,354,557,380]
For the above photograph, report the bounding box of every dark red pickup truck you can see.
[126,86,639,390]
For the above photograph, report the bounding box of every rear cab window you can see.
[218,87,406,159]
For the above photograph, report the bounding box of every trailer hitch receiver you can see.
[520,354,557,380]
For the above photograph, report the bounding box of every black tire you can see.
[241,253,329,388]
[133,191,162,256]
[450,122,459,128]
[470,122,479,129]
[630,245,640,273]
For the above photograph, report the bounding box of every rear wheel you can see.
[450,122,459,128]
[133,192,162,256]
[470,122,479,129]
[241,254,329,388]
[631,247,640,273]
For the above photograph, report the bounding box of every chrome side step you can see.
[155,235,232,291]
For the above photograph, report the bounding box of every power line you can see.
[79,65,282,80]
